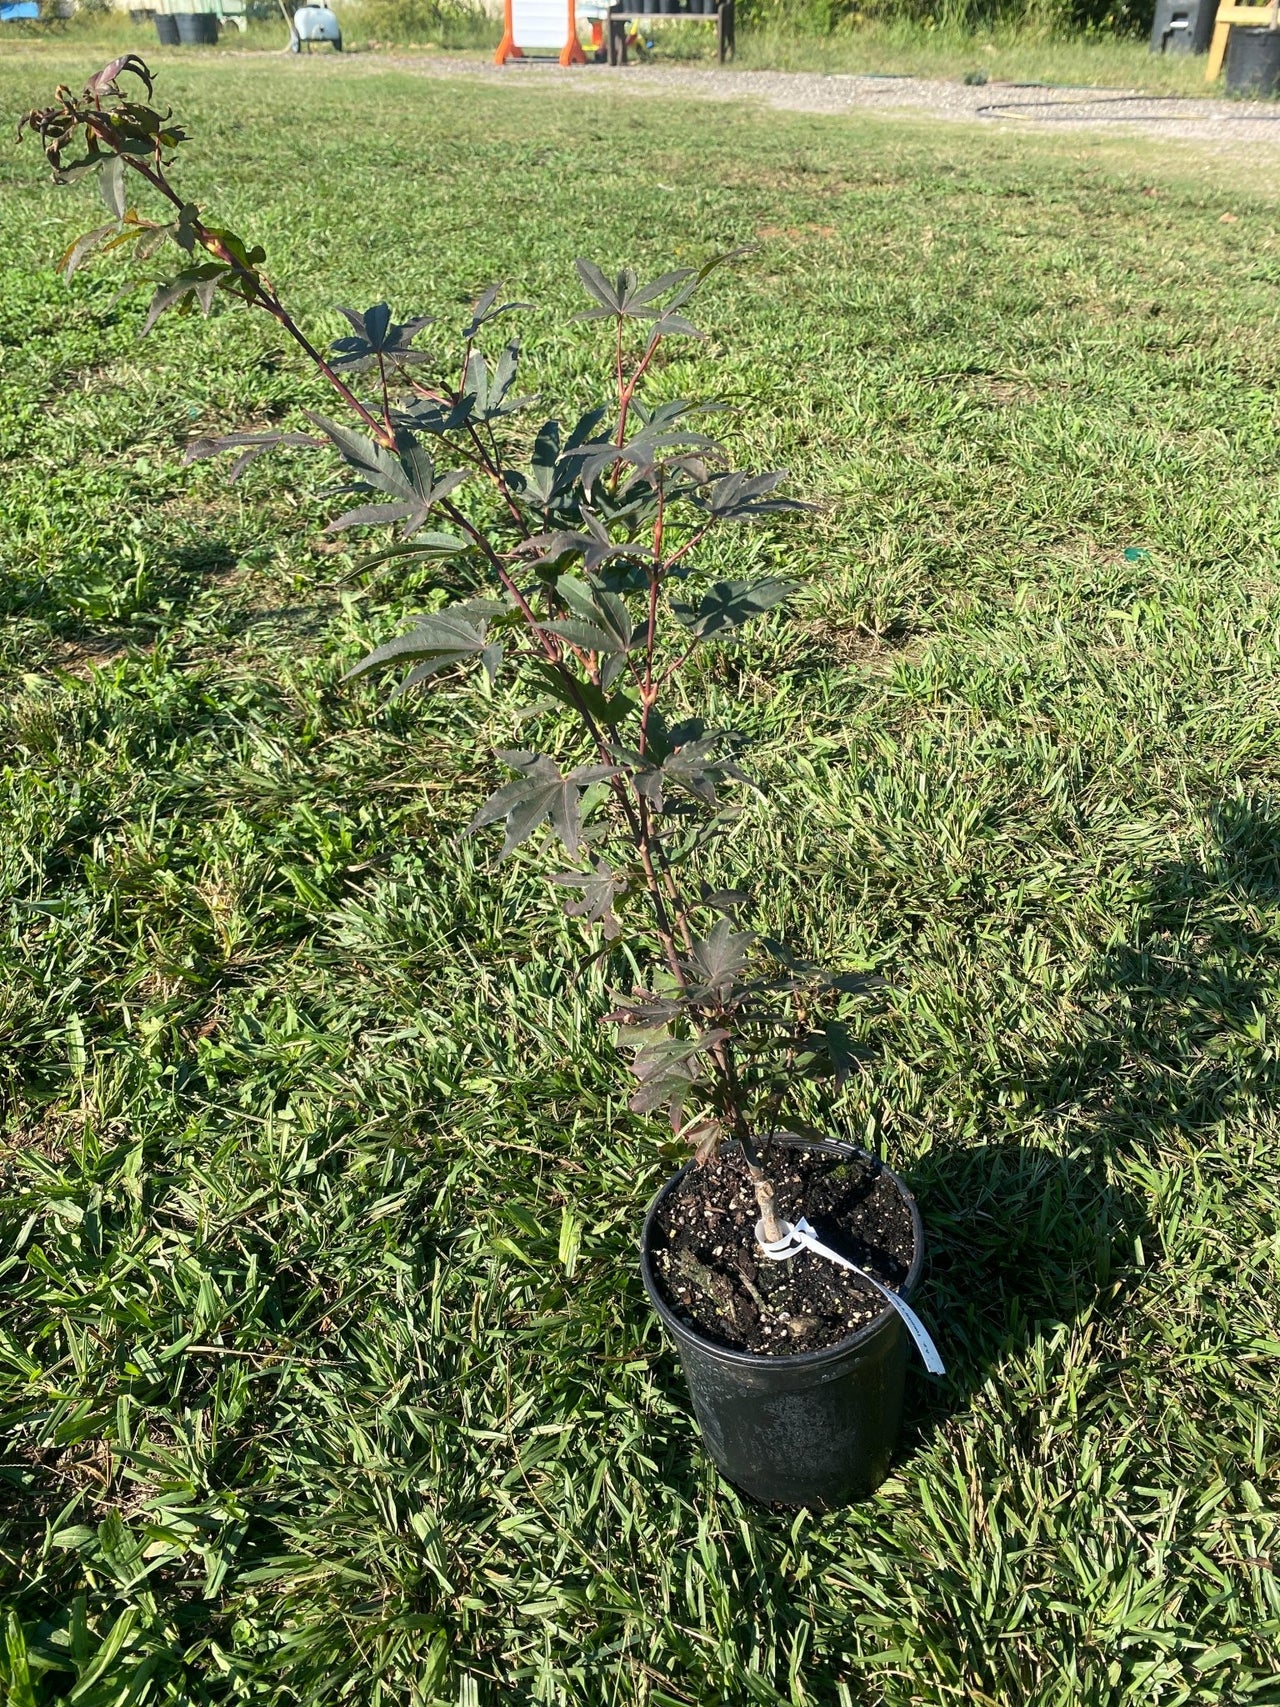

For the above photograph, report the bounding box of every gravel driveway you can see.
[378,52,1280,149]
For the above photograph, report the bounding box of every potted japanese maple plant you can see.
[23,59,944,1507]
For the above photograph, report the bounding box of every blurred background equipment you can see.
[290,0,343,47]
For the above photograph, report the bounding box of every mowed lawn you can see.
[2,49,1280,1706]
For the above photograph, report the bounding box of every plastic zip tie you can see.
[755,1216,945,1376]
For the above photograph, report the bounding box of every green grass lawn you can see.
[3,49,1280,1707]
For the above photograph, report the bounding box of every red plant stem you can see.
[616,333,660,450]
[657,636,702,689]
[662,521,712,573]
[118,150,395,447]
[635,470,666,758]
[465,420,531,539]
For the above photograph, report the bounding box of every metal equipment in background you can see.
[288,0,342,49]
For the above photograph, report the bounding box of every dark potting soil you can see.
[649,1145,915,1356]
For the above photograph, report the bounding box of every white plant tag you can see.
[755,1215,946,1376]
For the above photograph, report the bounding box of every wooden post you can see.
[1207,15,1230,76]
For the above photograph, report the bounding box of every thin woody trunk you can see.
[736,1124,782,1246]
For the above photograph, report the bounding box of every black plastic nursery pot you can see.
[1226,25,1280,95]
[640,1138,926,1509]
[153,13,180,42]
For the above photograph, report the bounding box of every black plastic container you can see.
[153,13,180,42]
[1226,25,1280,93]
[174,11,218,42]
[1148,0,1218,54]
[640,1138,926,1508]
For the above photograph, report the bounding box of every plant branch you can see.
[121,152,395,446]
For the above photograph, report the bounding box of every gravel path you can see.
[377,52,1280,149]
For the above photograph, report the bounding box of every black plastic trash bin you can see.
[174,11,218,42]
[1226,24,1280,92]
[1149,0,1218,53]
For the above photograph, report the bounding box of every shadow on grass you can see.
[900,1140,1142,1453]
[902,795,1280,1447]
[1037,797,1280,1136]
[4,538,241,655]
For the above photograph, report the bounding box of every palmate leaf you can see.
[392,346,534,440]
[617,734,753,812]
[330,302,434,373]
[344,609,505,696]
[60,217,122,280]
[59,207,170,282]
[460,342,535,424]
[793,1019,863,1090]
[467,751,617,860]
[572,249,754,336]
[540,574,637,685]
[617,426,722,480]
[685,919,755,999]
[693,469,813,523]
[310,414,408,495]
[577,261,697,317]
[523,514,653,582]
[558,399,726,493]
[527,660,636,728]
[555,573,635,646]
[308,416,468,533]
[549,858,629,938]
[510,408,614,512]
[462,282,532,341]
[394,395,473,438]
[671,577,796,641]
[142,262,231,334]
[627,1028,729,1123]
[570,250,750,331]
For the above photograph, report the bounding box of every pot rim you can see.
[640,1134,925,1371]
